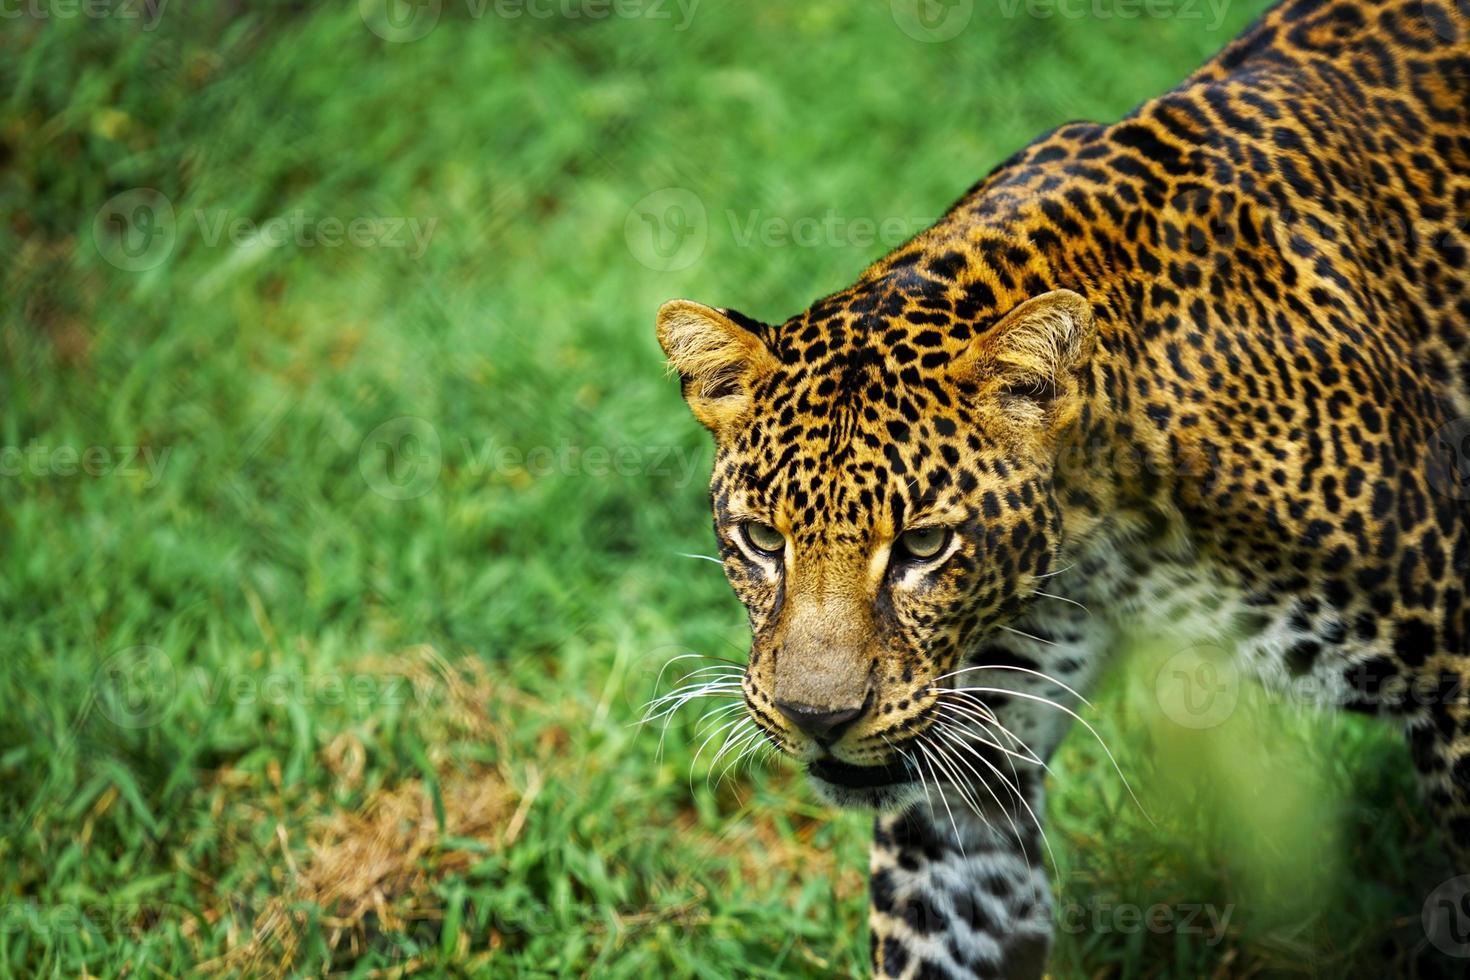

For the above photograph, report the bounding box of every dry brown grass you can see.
[197,647,532,977]
[189,645,856,977]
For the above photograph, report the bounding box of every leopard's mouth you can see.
[806,754,916,789]
[804,753,923,811]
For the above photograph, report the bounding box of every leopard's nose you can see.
[774,699,865,743]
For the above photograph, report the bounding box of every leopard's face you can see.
[658,278,1098,808]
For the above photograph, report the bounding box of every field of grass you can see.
[1,1,1460,976]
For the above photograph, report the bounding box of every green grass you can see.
[0,1,1455,976]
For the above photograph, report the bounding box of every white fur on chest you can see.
[1059,532,1359,709]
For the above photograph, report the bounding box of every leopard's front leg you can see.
[868,598,1109,979]
[869,781,1052,980]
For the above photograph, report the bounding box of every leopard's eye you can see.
[741,521,785,557]
[896,527,952,562]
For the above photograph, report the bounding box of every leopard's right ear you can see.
[656,300,776,436]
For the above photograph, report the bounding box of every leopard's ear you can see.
[961,289,1097,430]
[656,300,776,436]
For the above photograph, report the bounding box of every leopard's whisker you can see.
[650,687,745,760]
[925,725,1028,864]
[641,693,735,737]
[690,713,750,788]
[933,662,1093,707]
[999,624,1059,648]
[933,721,1055,871]
[931,701,1048,770]
[944,684,1149,822]
[937,714,1038,838]
[707,718,756,788]
[658,650,745,667]
[955,701,1050,787]
[640,679,742,721]
[717,723,768,787]
[668,664,747,685]
[937,694,1032,756]
[920,727,994,826]
[650,652,743,696]
[915,740,967,860]
[642,669,743,707]
[641,677,743,756]
[935,687,1047,760]
[889,732,932,814]
[675,551,726,565]
[694,701,748,733]
[1033,589,1090,614]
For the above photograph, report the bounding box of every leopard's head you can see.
[656,272,1097,809]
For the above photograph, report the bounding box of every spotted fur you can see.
[656,0,1470,975]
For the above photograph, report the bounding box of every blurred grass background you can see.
[0,0,1455,975]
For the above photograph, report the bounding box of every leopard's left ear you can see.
[962,289,1097,428]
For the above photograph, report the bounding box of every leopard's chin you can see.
[805,756,921,811]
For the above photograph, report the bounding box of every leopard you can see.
[654,0,1470,975]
